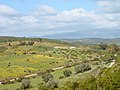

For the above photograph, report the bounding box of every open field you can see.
[0,37,120,90]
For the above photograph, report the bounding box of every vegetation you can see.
[0,36,120,90]
[75,63,91,74]
[99,42,108,50]
[21,78,31,89]
[63,70,72,77]
[42,73,54,83]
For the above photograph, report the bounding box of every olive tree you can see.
[75,63,91,74]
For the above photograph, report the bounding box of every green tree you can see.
[46,80,58,89]
[107,44,119,53]
[21,78,31,89]
[42,73,54,83]
[63,70,72,77]
[75,63,91,74]
[99,42,107,50]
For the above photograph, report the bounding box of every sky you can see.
[0,0,120,38]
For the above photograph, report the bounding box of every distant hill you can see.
[0,36,71,46]
[61,38,120,45]
[42,29,120,39]
[1,36,120,45]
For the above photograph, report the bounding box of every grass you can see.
[0,37,117,90]
[0,53,68,79]
[0,64,76,90]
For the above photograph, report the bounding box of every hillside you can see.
[61,38,120,45]
[0,36,120,90]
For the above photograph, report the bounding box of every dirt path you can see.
[0,58,116,85]
[0,66,66,85]
[24,73,38,78]
[52,66,64,71]
[107,60,116,68]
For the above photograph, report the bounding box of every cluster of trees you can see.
[59,65,120,90]
[41,73,58,89]
[37,63,91,90]
[21,78,31,90]
[99,42,119,53]
[18,41,34,46]
[75,63,91,74]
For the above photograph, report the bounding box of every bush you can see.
[59,66,120,90]
[27,41,34,45]
[63,70,72,77]
[16,88,20,90]
[42,73,54,83]
[46,80,58,89]
[38,83,46,90]
[3,89,8,90]
[21,78,31,89]
[59,76,64,79]
[75,63,91,74]
[60,81,79,90]
[99,42,107,50]
[106,44,119,53]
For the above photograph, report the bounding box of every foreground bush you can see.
[38,80,58,90]
[38,83,46,90]
[59,66,120,90]
[46,79,58,89]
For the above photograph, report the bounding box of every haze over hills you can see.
[1,36,120,45]
[42,29,120,39]
[61,38,120,45]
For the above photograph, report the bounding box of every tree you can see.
[19,41,27,46]
[38,83,46,90]
[75,63,91,74]
[28,41,34,45]
[42,73,54,83]
[39,38,42,42]
[46,80,58,89]
[63,70,72,77]
[106,44,119,53]
[99,42,107,50]
[21,78,31,89]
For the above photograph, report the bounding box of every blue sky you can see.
[0,0,98,12]
[0,0,120,38]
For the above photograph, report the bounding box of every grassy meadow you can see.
[0,37,120,90]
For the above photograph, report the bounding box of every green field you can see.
[0,37,120,90]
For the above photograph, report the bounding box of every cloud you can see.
[33,5,57,16]
[0,4,18,16]
[0,3,120,38]
[98,0,120,13]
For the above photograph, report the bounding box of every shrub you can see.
[63,70,72,77]
[61,81,79,90]
[16,88,20,90]
[59,66,120,90]
[59,76,64,79]
[21,78,31,89]
[99,42,107,50]
[106,44,119,53]
[27,41,34,45]
[75,63,91,74]
[42,73,54,83]
[46,80,58,89]
[19,41,27,46]
[3,89,8,90]
[38,83,46,90]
